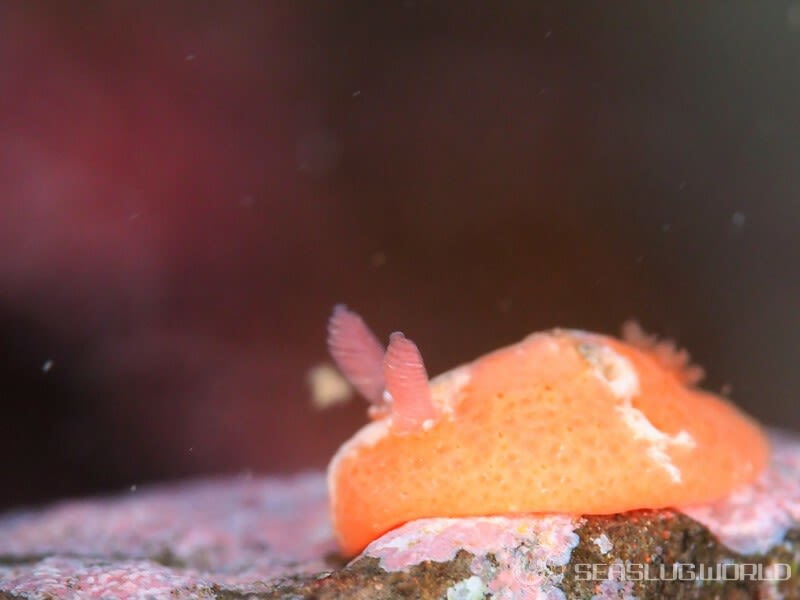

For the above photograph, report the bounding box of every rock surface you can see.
[1,431,799,599]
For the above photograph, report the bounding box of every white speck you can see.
[42,360,53,373]
[185,53,196,61]
[731,211,746,227]
[188,447,193,452]
[128,212,140,220]
[447,575,486,600]
[544,30,552,38]
[352,90,361,97]
[421,419,435,431]
[130,484,137,493]
[593,533,613,555]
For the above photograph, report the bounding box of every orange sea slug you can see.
[326,306,769,556]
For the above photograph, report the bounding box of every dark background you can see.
[1,2,798,511]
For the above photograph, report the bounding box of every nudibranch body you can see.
[326,306,769,556]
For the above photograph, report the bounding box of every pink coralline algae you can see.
[1,557,217,599]
[681,430,800,555]
[363,515,582,599]
[0,472,336,598]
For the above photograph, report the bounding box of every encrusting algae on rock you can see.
[325,306,770,556]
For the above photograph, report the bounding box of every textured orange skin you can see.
[329,330,769,556]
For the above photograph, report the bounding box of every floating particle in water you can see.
[308,363,353,409]
[370,251,387,268]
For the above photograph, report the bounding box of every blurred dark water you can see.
[1,2,799,510]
